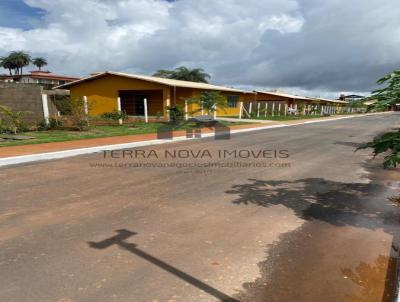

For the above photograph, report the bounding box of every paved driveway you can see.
[0,113,399,302]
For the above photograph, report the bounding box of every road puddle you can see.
[342,255,398,302]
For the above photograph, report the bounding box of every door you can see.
[134,95,145,116]
[119,92,146,116]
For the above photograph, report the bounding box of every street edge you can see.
[0,112,392,167]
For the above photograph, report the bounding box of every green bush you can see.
[37,118,63,131]
[50,118,63,129]
[359,129,400,168]
[69,97,89,131]
[100,110,127,121]
[0,105,30,134]
[156,111,163,120]
[187,91,227,115]
[52,95,72,115]
[358,69,400,167]
[166,105,185,123]
[250,112,258,118]
[0,117,6,133]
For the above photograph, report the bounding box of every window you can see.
[227,95,239,108]
[38,78,51,84]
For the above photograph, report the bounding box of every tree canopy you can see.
[153,66,211,83]
[32,57,48,71]
[359,70,400,168]
[0,51,47,75]
[0,56,17,75]
[8,51,31,75]
[370,70,400,111]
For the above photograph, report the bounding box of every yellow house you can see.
[57,71,254,120]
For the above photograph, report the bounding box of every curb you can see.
[0,112,393,167]
[0,124,288,167]
[395,246,400,302]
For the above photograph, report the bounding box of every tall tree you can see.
[8,51,31,74]
[153,66,211,83]
[371,70,400,110]
[359,70,400,167]
[32,57,48,71]
[0,56,16,75]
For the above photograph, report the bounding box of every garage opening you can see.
[119,90,163,116]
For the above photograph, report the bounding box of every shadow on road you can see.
[334,141,365,148]
[225,171,400,301]
[88,229,238,302]
[226,177,399,232]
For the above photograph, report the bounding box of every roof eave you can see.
[54,71,249,93]
[53,72,109,89]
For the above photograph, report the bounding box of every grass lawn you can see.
[0,121,245,147]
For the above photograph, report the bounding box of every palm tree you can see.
[32,57,47,71]
[0,56,16,75]
[153,69,175,78]
[153,66,211,83]
[173,67,211,83]
[9,51,31,75]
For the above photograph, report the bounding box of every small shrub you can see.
[187,91,227,115]
[0,105,30,134]
[250,111,259,118]
[0,117,6,133]
[166,105,185,123]
[49,118,63,129]
[37,118,63,131]
[100,110,127,121]
[36,119,47,131]
[52,95,72,115]
[156,111,163,120]
[69,97,89,131]
[358,129,400,168]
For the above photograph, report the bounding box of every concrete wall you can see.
[0,83,45,124]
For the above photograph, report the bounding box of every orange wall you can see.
[172,89,252,117]
[70,75,167,116]
[69,74,252,118]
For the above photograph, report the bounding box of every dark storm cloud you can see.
[0,0,399,96]
[213,0,400,93]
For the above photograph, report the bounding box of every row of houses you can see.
[56,71,349,121]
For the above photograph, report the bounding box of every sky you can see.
[0,0,399,98]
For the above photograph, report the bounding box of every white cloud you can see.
[0,0,399,97]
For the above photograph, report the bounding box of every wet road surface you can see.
[0,113,399,302]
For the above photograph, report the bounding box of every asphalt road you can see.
[1,113,400,302]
